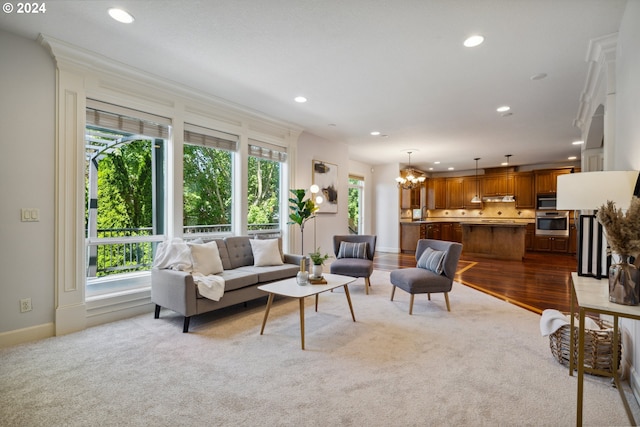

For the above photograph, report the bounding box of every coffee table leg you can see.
[343,285,356,322]
[260,293,275,335]
[299,298,305,350]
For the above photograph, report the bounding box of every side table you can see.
[570,272,640,426]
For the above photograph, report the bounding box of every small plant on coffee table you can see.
[309,248,330,265]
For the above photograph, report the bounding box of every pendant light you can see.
[470,158,481,203]
[396,151,426,189]
[502,154,515,202]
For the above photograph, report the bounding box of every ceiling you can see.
[0,0,628,172]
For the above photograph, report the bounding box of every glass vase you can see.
[609,254,640,305]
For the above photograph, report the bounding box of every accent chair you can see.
[329,235,377,294]
[390,239,462,314]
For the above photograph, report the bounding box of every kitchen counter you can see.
[461,222,526,260]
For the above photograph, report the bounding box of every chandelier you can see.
[396,151,426,190]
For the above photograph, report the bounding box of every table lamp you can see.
[556,170,639,278]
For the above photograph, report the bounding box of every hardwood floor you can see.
[374,251,578,314]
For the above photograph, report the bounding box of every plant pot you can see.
[609,254,640,305]
[311,264,323,278]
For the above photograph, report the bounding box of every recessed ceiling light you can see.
[370,131,380,136]
[108,8,135,24]
[448,167,454,170]
[568,156,577,160]
[572,140,584,145]
[463,35,484,48]
[530,73,548,80]
[294,96,307,103]
[434,161,440,164]
[429,167,434,171]
[501,162,508,166]
[496,106,511,113]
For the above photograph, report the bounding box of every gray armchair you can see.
[390,239,462,314]
[329,235,377,294]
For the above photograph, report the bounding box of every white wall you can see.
[372,162,401,253]
[614,0,640,402]
[0,30,55,339]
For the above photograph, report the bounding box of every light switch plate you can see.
[21,208,39,222]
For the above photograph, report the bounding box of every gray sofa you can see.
[152,236,304,332]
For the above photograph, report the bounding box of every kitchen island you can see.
[460,221,527,260]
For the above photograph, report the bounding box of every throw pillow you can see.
[249,238,284,266]
[188,241,224,275]
[417,247,445,274]
[337,241,369,259]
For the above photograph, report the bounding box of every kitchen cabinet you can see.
[400,185,422,209]
[465,176,482,207]
[569,220,577,254]
[482,173,514,197]
[440,222,453,242]
[534,169,573,194]
[426,223,441,240]
[525,223,535,251]
[533,236,569,253]
[514,172,535,208]
[452,223,462,243]
[427,178,446,209]
[446,178,465,209]
[400,222,426,253]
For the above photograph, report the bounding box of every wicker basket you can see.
[549,315,621,375]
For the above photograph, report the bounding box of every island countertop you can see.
[460,221,526,260]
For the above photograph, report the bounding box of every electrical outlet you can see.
[20,298,32,313]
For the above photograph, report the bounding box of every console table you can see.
[570,272,640,426]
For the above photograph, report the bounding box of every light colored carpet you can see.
[0,270,633,426]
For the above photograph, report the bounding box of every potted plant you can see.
[288,189,318,255]
[309,248,330,278]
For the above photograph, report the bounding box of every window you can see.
[247,141,287,237]
[84,100,169,297]
[183,124,238,236]
[348,175,364,234]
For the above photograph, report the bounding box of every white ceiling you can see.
[0,0,628,172]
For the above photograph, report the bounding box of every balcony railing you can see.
[87,223,281,277]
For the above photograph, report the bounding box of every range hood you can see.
[482,195,516,203]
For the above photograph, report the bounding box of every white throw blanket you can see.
[192,273,225,302]
[153,238,192,271]
[539,309,602,336]
[153,238,226,301]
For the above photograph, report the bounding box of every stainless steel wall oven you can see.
[535,211,569,236]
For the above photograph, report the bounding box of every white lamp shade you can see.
[556,170,639,210]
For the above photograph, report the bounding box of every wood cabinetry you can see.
[514,172,535,208]
[427,178,446,209]
[452,223,462,243]
[569,220,577,254]
[400,222,426,253]
[525,223,535,251]
[446,178,465,209]
[533,236,569,252]
[534,169,572,194]
[482,172,514,197]
[426,223,441,240]
[400,186,422,209]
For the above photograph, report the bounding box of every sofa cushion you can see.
[188,241,224,275]
[224,236,255,269]
[215,269,259,292]
[337,241,369,259]
[236,264,300,283]
[249,238,284,266]
[417,247,445,275]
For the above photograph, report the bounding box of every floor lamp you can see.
[557,170,640,278]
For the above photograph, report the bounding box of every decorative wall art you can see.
[312,160,338,213]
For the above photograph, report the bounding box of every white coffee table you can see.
[258,273,357,349]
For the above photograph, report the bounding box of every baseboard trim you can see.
[0,322,55,348]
